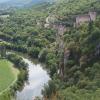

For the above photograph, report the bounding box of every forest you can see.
[0,0,100,100]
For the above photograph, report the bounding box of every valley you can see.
[0,0,100,100]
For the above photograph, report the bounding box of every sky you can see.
[0,0,31,3]
[0,0,10,3]
[0,0,44,3]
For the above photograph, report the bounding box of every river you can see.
[16,58,50,100]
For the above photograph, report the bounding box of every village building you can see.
[75,11,96,27]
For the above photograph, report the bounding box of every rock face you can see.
[55,24,66,35]
[95,43,100,56]
[44,15,57,28]
[75,12,96,27]
[58,48,70,80]
[64,48,70,66]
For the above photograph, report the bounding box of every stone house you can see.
[75,12,96,27]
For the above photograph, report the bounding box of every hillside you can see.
[0,0,54,9]
[0,0,100,99]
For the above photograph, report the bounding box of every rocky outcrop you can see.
[64,48,70,67]
[95,43,100,56]
[44,15,58,28]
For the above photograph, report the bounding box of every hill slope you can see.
[0,0,54,9]
[0,0,100,99]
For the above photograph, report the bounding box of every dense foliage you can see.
[0,0,100,99]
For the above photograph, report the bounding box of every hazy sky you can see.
[0,0,10,3]
[0,0,32,3]
[0,0,52,3]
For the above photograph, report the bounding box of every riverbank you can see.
[0,52,29,100]
[16,57,50,100]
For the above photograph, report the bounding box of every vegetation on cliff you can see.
[0,0,100,99]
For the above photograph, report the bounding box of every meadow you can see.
[0,59,18,93]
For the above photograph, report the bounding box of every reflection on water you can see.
[16,58,50,100]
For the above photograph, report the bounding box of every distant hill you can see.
[0,0,54,10]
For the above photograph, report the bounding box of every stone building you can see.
[75,12,96,27]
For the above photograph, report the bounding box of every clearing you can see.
[0,59,18,93]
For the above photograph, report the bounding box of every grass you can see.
[0,59,18,93]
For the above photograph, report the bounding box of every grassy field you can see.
[0,59,18,93]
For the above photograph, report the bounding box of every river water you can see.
[16,58,50,100]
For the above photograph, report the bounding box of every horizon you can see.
[0,0,33,3]
[0,0,52,3]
